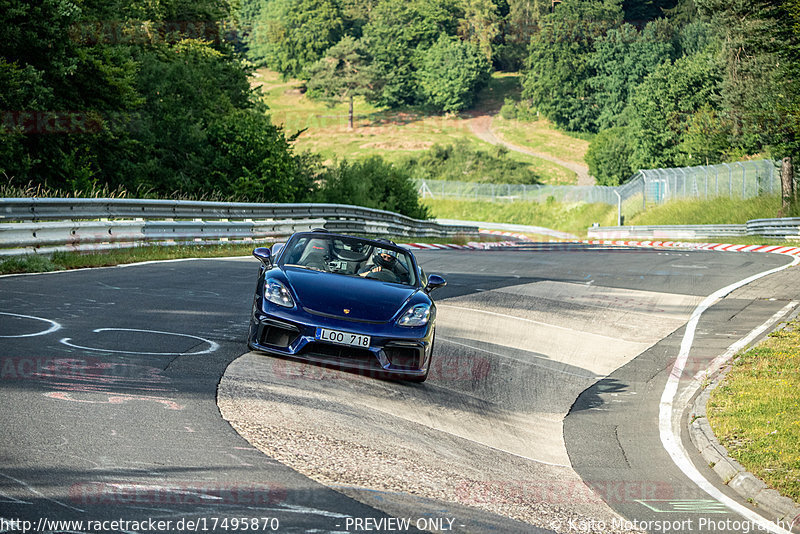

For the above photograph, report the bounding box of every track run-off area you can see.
[2,243,800,534]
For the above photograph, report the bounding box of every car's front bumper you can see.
[247,305,434,379]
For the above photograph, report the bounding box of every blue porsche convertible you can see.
[247,230,446,382]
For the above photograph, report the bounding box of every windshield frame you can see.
[277,232,419,287]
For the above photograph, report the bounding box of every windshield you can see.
[280,234,417,286]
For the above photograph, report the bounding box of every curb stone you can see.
[689,315,800,533]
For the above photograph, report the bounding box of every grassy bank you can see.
[627,196,784,225]
[423,195,788,238]
[422,198,618,237]
[254,70,582,185]
[492,115,592,169]
[707,319,800,503]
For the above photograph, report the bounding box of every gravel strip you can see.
[218,354,645,534]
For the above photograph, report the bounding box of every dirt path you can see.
[468,115,595,186]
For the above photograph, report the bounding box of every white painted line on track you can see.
[0,312,61,338]
[659,255,800,534]
[0,473,85,513]
[59,328,219,355]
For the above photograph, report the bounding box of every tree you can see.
[249,0,345,78]
[457,0,502,63]
[585,127,635,185]
[588,20,674,130]
[206,109,316,202]
[417,35,491,112]
[306,37,378,129]
[315,156,430,219]
[1,0,316,202]
[677,105,731,165]
[695,0,800,162]
[522,0,624,132]
[621,0,678,22]
[499,0,551,70]
[628,51,723,169]
[361,0,461,107]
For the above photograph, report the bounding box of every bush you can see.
[400,140,542,184]
[499,98,538,121]
[585,127,635,186]
[315,156,430,219]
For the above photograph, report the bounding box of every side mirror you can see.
[253,247,272,267]
[425,274,446,293]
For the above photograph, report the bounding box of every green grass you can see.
[423,194,799,240]
[628,196,784,225]
[707,320,800,503]
[491,115,592,168]
[253,69,583,185]
[423,198,618,237]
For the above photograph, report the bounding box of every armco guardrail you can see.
[587,224,747,240]
[746,218,800,239]
[589,219,800,240]
[0,198,479,256]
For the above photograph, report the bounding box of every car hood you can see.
[285,268,418,322]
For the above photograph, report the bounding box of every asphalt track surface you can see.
[0,244,798,534]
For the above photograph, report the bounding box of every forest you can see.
[2,0,798,214]
[241,0,800,185]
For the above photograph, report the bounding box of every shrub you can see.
[585,127,635,186]
[315,156,430,219]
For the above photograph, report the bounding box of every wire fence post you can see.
[738,162,746,198]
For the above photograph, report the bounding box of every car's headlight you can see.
[264,278,295,308]
[397,304,431,327]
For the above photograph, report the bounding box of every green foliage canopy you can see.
[628,51,724,169]
[305,36,378,127]
[315,156,431,219]
[0,0,315,203]
[521,0,624,132]
[417,35,491,112]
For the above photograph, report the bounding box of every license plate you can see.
[315,328,371,348]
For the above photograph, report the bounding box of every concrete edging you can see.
[688,319,800,532]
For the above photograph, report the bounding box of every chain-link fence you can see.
[639,160,778,205]
[416,159,780,207]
